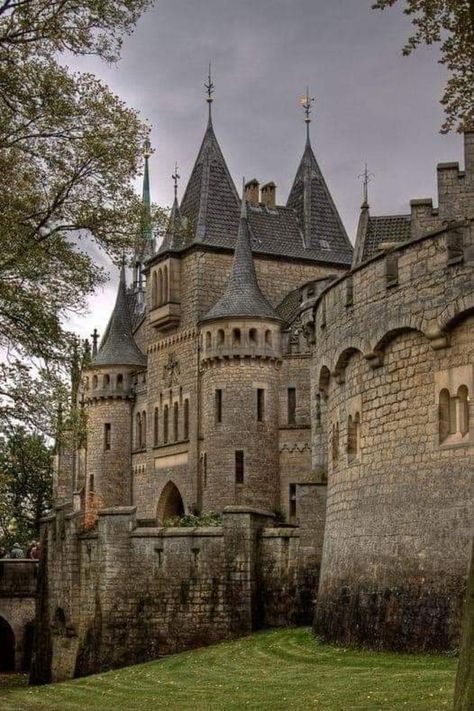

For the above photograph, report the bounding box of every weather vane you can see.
[172,162,180,200]
[300,87,315,124]
[205,63,215,105]
[358,163,375,206]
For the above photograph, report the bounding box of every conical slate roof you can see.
[92,265,147,368]
[180,117,240,246]
[158,197,186,254]
[202,192,281,323]
[287,136,353,263]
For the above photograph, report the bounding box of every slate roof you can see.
[201,198,282,323]
[361,213,412,262]
[155,119,353,267]
[158,197,187,255]
[275,288,302,325]
[92,265,147,368]
[287,138,353,265]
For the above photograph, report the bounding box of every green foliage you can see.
[163,512,223,528]
[373,0,474,132]
[0,426,53,552]
[0,0,165,432]
[0,628,457,709]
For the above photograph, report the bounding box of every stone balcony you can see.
[149,302,181,332]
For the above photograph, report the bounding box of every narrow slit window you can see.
[104,423,111,451]
[154,407,159,446]
[235,450,244,484]
[215,389,223,424]
[257,389,265,422]
[163,405,169,444]
[289,483,297,519]
[288,387,296,425]
[183,399,189,440]
[173,402,179,442]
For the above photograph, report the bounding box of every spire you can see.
[287,94,352,263]
[201,180,281,323]
[134,135,155,289]
[91,263,146,368]
[359,163,374,209]
[158,167,186,254]
[180,80,240,246]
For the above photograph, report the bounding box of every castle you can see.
[29,90,474,682]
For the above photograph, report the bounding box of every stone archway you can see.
[0,616,15,671]
[157,481,185,523]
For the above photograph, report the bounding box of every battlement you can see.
[200,320,282,366]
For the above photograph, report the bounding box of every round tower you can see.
[82,264,146,512]
[199,188,283,512]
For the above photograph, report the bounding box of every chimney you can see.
[244,179,259,205]
[464,130,474,182]
[261,182,276,209]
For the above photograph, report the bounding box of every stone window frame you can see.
[256,388,265,423]
[104,422,111,451]
[435,366,472,450]
[287,387,296,425]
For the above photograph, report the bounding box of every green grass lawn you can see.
[0,628,456,711]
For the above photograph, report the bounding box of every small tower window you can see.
[235,450,244,484]
[386,254,399,287]
[232,328,241,345]
[288,387,296,425]
[136,412,141,449]
[142,410,147,448]
[439,386,470,443]
[265,329,272,346]
[332,422,339,464]
[154,407,159,446]
[104,423,111,451]
[173,401,179,442]
[206,331,212,349]
[158,268,163,305]
[103,374,110,389]
[347,413,360,463]
[163,265,169,303]
[217,329,225,346]
[152,271,158,307]
[92,375,98,389]
[163,405,169,444]
[257,388,265,422]
[249,328,258,345]
[116,374,123,390]
[215,389,223,424]
[345,278,353,307]
[89,475,94,493]
[183,399,189,440]
[289,483,297,520]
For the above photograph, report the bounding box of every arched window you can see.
[183,399,189,440]
[163,265,169,304]
[136,412,142,449]
[217,329,225,346]
[249,328,258,345]
[332,422,339,463]
[265,329,272,347]
[163,405,169,444]
[173,402,179,442]
[439,388,451,443]
[458,386,469,437]
[232,328,241,345]
[154,407,159,446]
[116,373,123,390]
[348,413,360,463]
[152,271,158,307]
[103,374,110,389]
[439,386,470,443]
[157,268,163,305]
[92,375,98,389]
[142,411,147,448]
[206,331,212,349]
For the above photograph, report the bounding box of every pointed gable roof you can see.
[180,117,240,246]
[201,190,281,323]
[158,196,186,255]
[287,136,353,264]
[92,265,147,368]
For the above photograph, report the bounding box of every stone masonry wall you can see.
[0,560,37,671]
[308,218,474,651]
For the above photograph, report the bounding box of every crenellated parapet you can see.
[200,320,282,367]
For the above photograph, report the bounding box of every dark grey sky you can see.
[69,0,462,337]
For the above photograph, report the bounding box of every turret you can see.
[199,184,283,511]
[82,264,146,513]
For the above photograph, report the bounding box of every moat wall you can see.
[36,504,323,682]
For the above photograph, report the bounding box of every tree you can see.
[0,1,165,432]
[373,0,474,132]
[0,426,53,553]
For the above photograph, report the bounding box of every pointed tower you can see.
[287,90,353,264]
[352,164,372,268]
[82,264,146,512]
[199,184,283,512]
[179,67,240,246]
[133,137,155,292]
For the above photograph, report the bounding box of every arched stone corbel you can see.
[364,350,383,369]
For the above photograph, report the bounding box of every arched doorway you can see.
[0,617,15,671]
[157,481,185,522]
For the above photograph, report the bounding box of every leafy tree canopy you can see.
[0,0,164,433]
[0,426,53,553]
[373,0,474,132]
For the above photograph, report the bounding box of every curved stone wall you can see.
[307,219,474,650]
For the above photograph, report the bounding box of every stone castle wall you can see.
[37,506,323,682]
[0,560,38,671]
[306,218,474,650]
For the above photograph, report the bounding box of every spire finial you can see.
[204,62,215,124]
[172,162,180,201]
[91,328,100,356]
[358,163,374,208]
[300,87,315,143]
